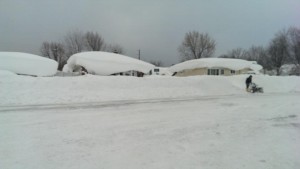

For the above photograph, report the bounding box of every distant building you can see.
[169,58,263,77]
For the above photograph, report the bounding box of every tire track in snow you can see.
[0,92,299,113]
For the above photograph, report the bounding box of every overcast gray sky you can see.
[1,0,299,66]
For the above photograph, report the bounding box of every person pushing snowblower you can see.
[245,75,263,93]
[245,75,252,91]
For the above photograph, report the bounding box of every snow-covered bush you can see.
[290,65,300,75]
[280,64,300,76]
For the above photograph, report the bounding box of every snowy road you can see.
[1,93,300,169]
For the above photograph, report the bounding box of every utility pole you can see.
[138,49,141,60]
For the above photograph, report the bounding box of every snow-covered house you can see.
[63,51,155,77]
[169,58,263,77]
[0,52,58,76]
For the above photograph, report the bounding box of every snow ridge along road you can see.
[0,92,298,113]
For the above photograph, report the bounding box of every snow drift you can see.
[169,58,263,73]
[0,52,58,76]
[280,64,300,76]
[63,51,155,75]
[1,74,299,106]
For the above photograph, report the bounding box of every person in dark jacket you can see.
[245,75,252,91]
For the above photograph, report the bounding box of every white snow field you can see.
[0,74,300,169]
[0,52,58,76]
[1,74,299,106]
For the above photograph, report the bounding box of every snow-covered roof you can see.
[0,52,58,76]
[63,51,155,75]
[169,58,263,72]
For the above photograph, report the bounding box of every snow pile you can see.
[169,58,263,73]
[0,74,300,106]
[280,64,295,76]
[0,52,58,76]
[280,64,300,76]
[63,51,155,75]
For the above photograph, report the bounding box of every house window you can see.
[221,69,224,75]
[208,69,219,75]
[231,70,236,74]
[154,68,159,72]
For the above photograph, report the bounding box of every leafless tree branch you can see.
[178,31,216,61]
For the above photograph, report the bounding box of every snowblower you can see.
[249,83,264,93]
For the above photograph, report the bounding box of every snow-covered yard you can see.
[0,74,300,169]
[1,73,300,106]
[1,93,300,169]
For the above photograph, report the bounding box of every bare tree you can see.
[85,31,106,51]
[107,44,125,54]
[64,31,86,56]
[50,43,66,70]
[40,42,51,58]
[219,46,272,71]
[245,46,261,61]
[178,31,216,61]
[268,30,290,75]
[40,41,66,70]
[246,46,272,70]
[218,54,230,58]
[150,60,163,67]
[288,27,300,64]
[226,48,248,59]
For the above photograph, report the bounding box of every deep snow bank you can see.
[0,52,58,76]
[63,51,154,75]
[0,74,299,106]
